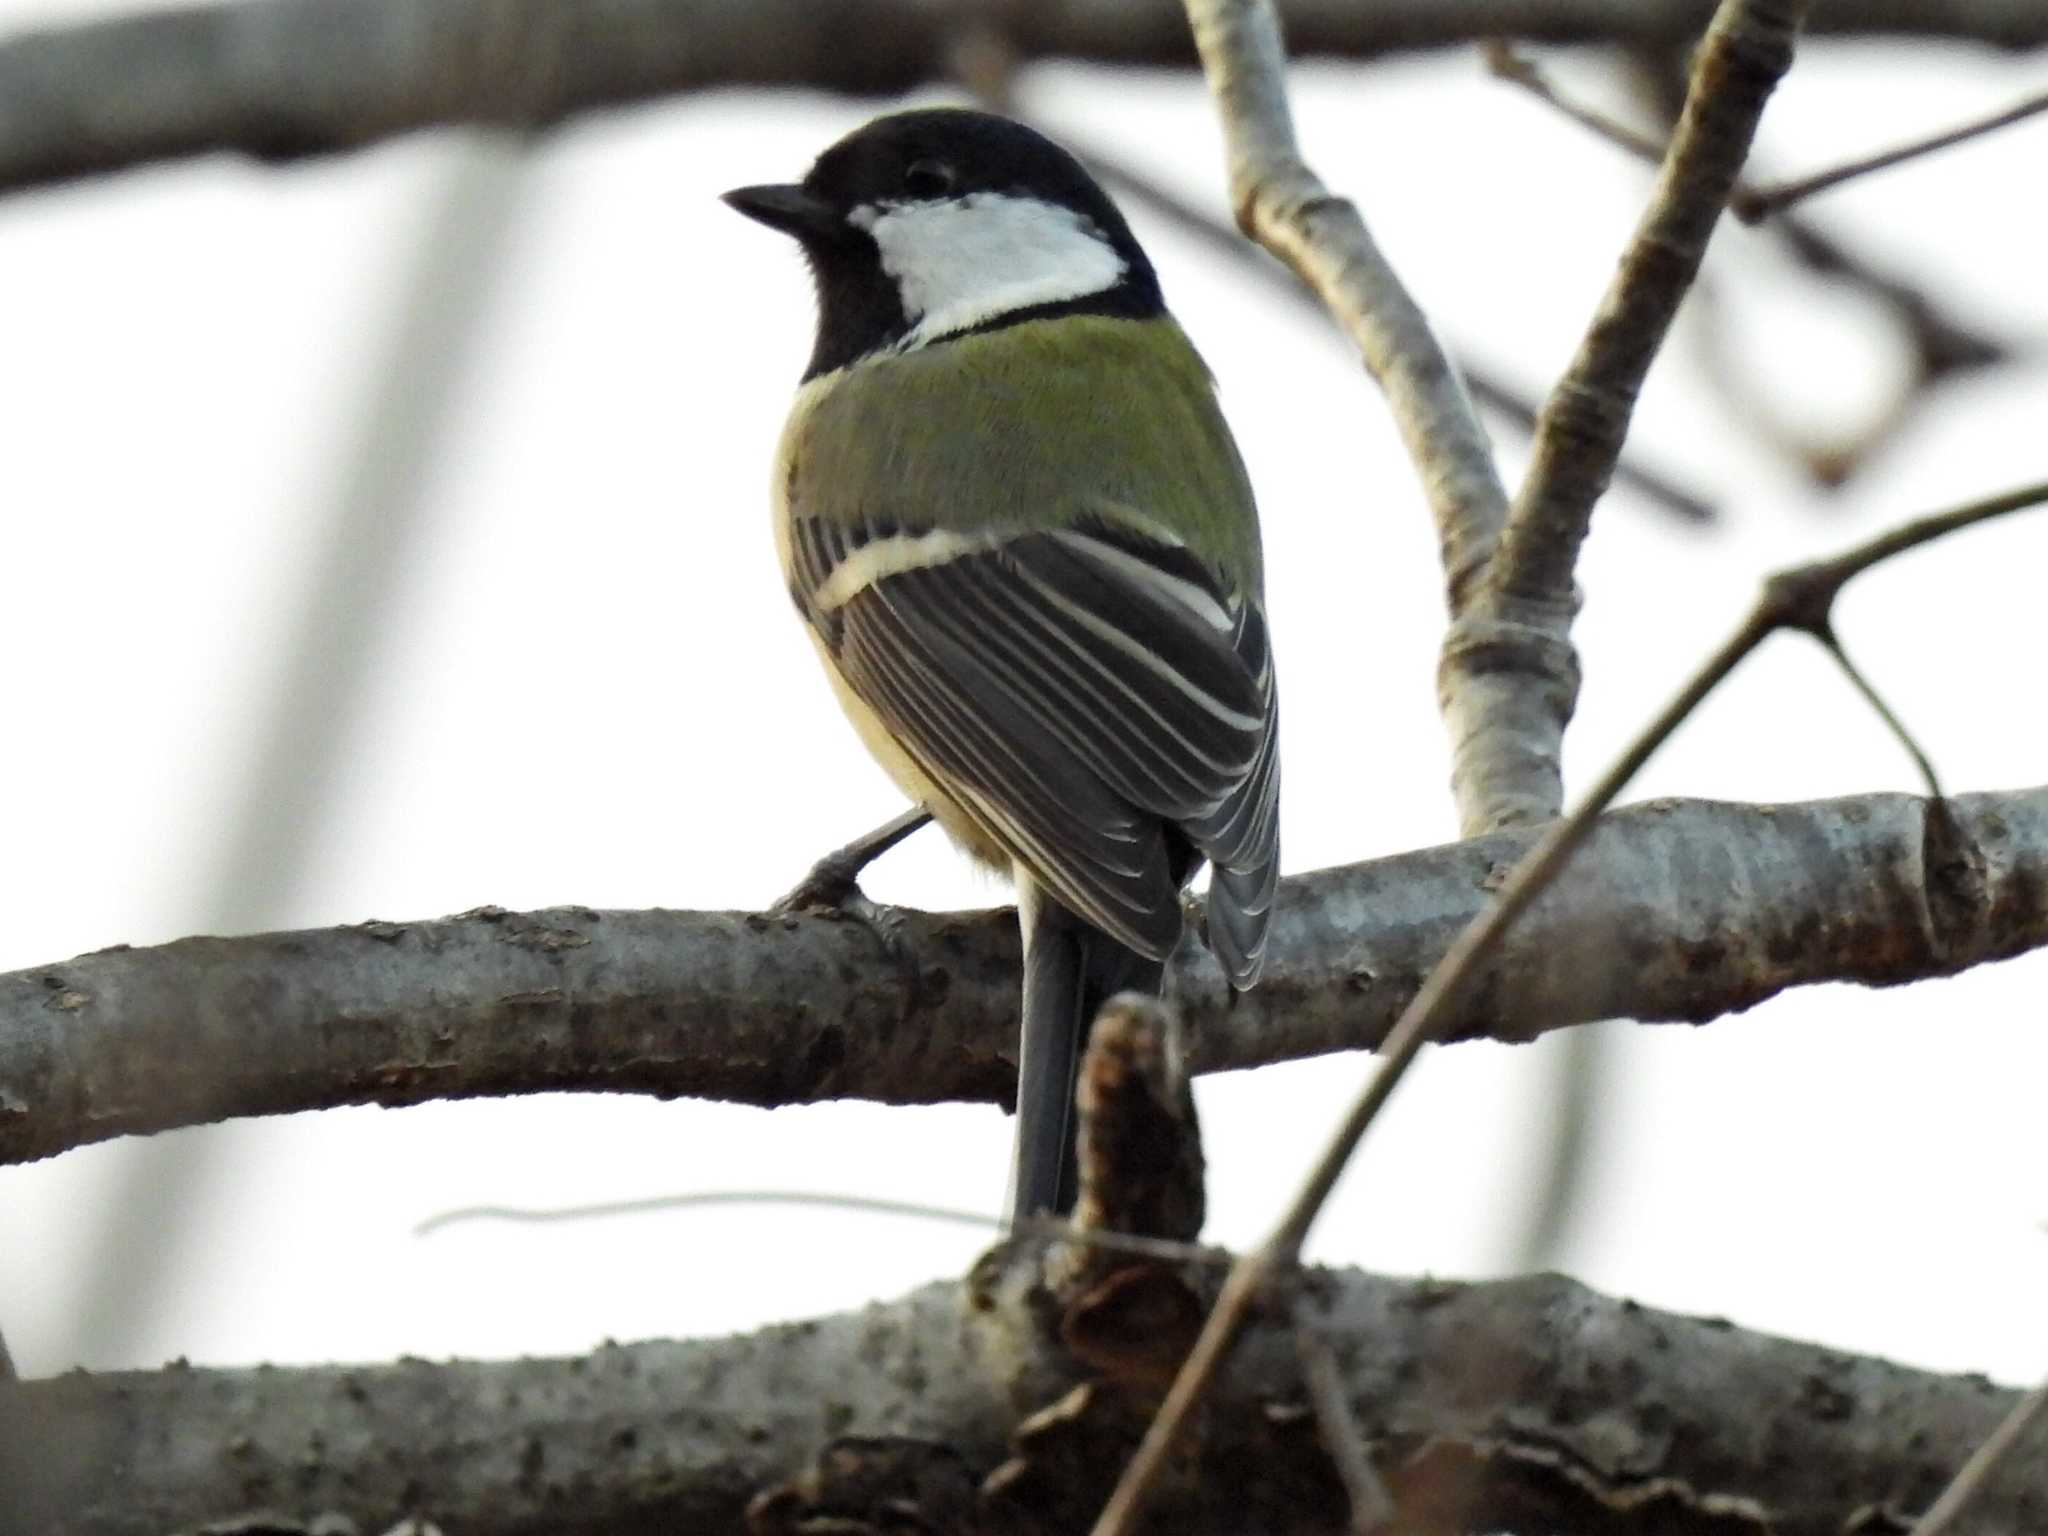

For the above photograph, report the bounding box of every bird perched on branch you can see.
[727,108,1278,1222]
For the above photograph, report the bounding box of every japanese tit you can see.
[726,109,1278,1221]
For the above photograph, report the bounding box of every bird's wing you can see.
[791,512,1278,969]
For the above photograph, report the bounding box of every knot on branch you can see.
[1045,994,1212,1388]
[957,997,1220,1525]
[1437,612,1582,713]
[1066,995,1205,1257]
[1234,163,1324,238]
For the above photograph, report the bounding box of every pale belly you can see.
[772,377,1012,875]
[805,629,1014,874]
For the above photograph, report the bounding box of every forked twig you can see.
[1182,0,1556,837]
[1088,476,2048,1535]
[1736,85,2048,221]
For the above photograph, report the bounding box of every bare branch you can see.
[0,1266,2033,1536]
[1491,0,1804,609]
[1077,138,1718,526]
[1458,365,1716,524]
[1415,0,1805,842]
[1181,0,1508,611]
[0,0,2043,196]
[7,781,2047,1169]
[1491,46,2015,488]
[1090,464,2038,1533]
[1183,0,1566,840]
[1735,83,2048,221]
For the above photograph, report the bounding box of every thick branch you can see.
[0,0,2043,196]
[0,1266,2031,1536]
[5,785,2045,1167]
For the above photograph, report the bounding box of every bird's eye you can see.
[903,159,956,198]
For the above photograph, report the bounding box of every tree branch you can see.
[1734,82,2048,221]
[2,0,2042,196]
[1479,0,1805,772]
[1090,459,2032,1534]
[0,1265,2032,1536]
[1073,137,1718,527]
[4,784,2046,1168]
[1488,43,2017,489]
[1181,0,1548,839]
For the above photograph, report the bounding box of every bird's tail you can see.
[1010,883,1165,1223]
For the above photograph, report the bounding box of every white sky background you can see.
[2,4,2046,1397]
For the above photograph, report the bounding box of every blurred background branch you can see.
[48,135,542,1370]
[1,0,2045,195]
[1486,41,2024,490]
[1076,136,1718,525]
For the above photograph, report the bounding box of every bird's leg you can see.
[770,806,932,916]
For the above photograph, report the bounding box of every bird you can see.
[725,108,1278,1223]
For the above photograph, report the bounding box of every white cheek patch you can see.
[852,193,1128,348]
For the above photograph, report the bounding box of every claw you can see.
[770,807,932,916]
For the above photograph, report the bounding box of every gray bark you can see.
[0,1264,2032,1536]
[1457,0,1807,835]
[0,0,2043,195]
[4,785,2044,1167]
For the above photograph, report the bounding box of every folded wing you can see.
[793,513,1280,983]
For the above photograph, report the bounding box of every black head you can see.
[725,109,1163,379]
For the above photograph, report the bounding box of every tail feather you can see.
[1010,879,1165,1222]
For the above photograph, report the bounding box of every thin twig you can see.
[1087,477,2048,1536]
[1497,43,2014,484]
[1815,638,1944,799]
[416,1188,1235,1269]
[1296,1324,1395,1533]
[1910,1374,2048,1536]
[1077,141,1716,525]
[416,1189,997,1238]
[1735,84,2048,222]
[1482,41,1669,163]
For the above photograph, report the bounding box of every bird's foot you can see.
[770,807,932,916]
